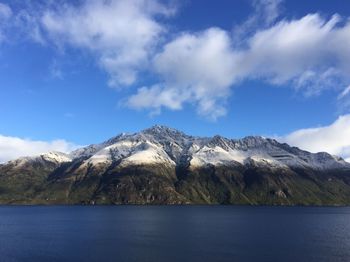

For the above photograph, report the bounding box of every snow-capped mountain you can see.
[67,125,349,171]
[4,151,72,170]
[0,125,349,205]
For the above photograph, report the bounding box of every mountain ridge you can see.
[65,125,349,169]
[0,125,349,205]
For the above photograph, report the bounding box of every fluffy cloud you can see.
[240,14,349,91]
[127,28,237,119]
[127,85,186,114]
[0,135,79,163]
[127,13,350,119]
[279,114,350,162]
[40,0,174,87]
[2,0,350,119]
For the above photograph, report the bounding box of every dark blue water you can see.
[0,206,350,262]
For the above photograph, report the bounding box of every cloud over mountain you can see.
[129,13,350,119]
[1,0,350,179]
[1,0,350,120]
[40,0,174,87]
[279,114,350,162]
[127,28,237,119]
[0,135,79,163]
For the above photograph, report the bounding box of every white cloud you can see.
[279,114,350,162]
[127,85,186,114]
[127,28,237,119]
[40,0,174,87]
[2,1,350,120]
[239,14,348,89]
[0,135,79,163]
[127,13,350,119]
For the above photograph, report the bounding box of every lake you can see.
[0,206,349,262]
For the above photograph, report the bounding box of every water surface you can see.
[0,206,349,262]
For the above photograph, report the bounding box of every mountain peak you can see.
[141,125,189,139]
[143,125,179,133]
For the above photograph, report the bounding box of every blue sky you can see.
[0,0,350,162]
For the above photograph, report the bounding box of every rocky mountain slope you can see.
[0,125,350,205]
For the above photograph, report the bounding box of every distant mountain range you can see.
[1,125,350,205]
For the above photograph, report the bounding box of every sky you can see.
[0,0,350,162]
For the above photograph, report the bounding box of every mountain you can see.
[0,125,350,205]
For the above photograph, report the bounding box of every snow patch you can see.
[42,151,72,163]
[120,141,175,166]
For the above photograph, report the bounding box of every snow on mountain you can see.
[190,145,246,167]
[84,139,176,167]
[41,151,72,163]
[5,151,72,168]
[120,141,176,166]
[9,126,349,171]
